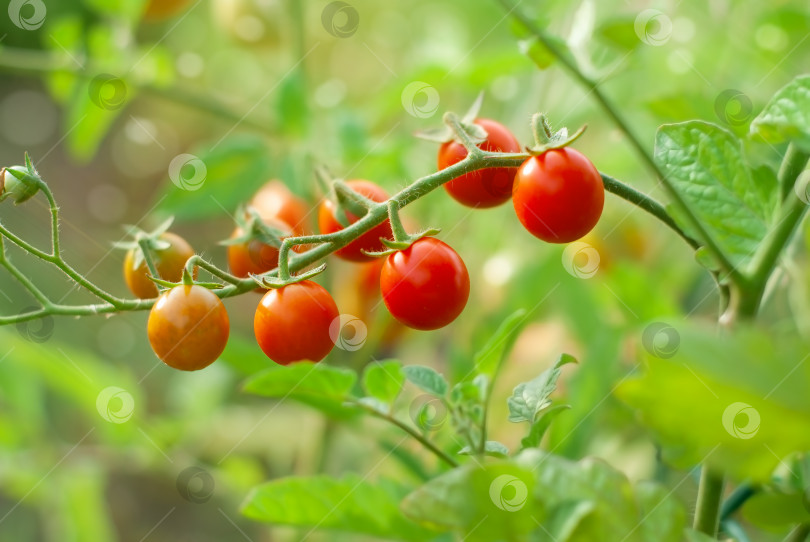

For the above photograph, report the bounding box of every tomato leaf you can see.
[654,121,775,267]
[520,404,571,450]
[401,461,540,541]
[155,134,273,220]
[457,441,509,458]
[616,323,810,481]
[362,360,405,405]
[243,362,359,419]
[403,366,449,397]
[750,75,810,151]
[472,309,528,380]
[507,354,576,424]
[241,475,433,541]
[741,491,810,530]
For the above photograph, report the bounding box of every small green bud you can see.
[0,166,40,204]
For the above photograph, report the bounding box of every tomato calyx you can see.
[219,205,289,248]
[113,217,176,271]
[526,113,587,156]
[415,92,488,146]
[249,262,327,289]
[363,227,443,258]
[0,154,42,205]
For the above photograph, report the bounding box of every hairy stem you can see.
[496,0,740,285]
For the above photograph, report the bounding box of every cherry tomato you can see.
[147,285,230,371]
[124,232,195,299]
[254,281,340,364]
[512,148,604,243]
[143,0,192,21]
[438,118,521,208]
[318,180,393,262]
[227,217,292,279]
[250,180,311,236]
[380,237,470,330]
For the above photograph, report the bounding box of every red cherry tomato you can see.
[147,285,230,371]
[512,147,604,243]
[143,0,192,21]
[254,280,340,365]
[380,237,470,330]
[318,180,393,262]
[438,118,521,208]
[250,180,311,236]
[124,232,195,299]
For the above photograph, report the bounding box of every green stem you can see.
[0,257,52,307]
[386,200,409,243]
[333,180,375,218]
[694,469,724,536]
[357,403,458,468]
[137,237,161,286]
[496,0,740,286]
[186,255,242,285]
[600,173,700,250]
[778,144,810,202]
[741,151,810,315]
[0,147,698,323]
[36,179,60,257]
[720,482,757,521]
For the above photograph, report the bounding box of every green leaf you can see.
[401,461,540,541]
[508,354,576,424]
[243,362,359,419]
[514,450,685,542]
[617,323,810,481]
[520,404,571,450]
[242,475,433,541]
[750,75,810,151]
[472,309,528,380]
[458,441,509,458]
[362,360,405,404]
[741,490,810,529]
[654,121,774,267]
[155,134,273,220]
[403,366,449,397]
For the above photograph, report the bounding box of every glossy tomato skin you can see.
[227,217,292,279]
[147,285,230,371]
[439,118,521,208]
[254,280,340,365]
[380,237,470,331]
[512,148,604,243]
[250,180,311,236]
[318,180,393,262]
[124,232,195,299]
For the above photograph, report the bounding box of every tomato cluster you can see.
[135,112,604,372]
[437,118,604,243]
